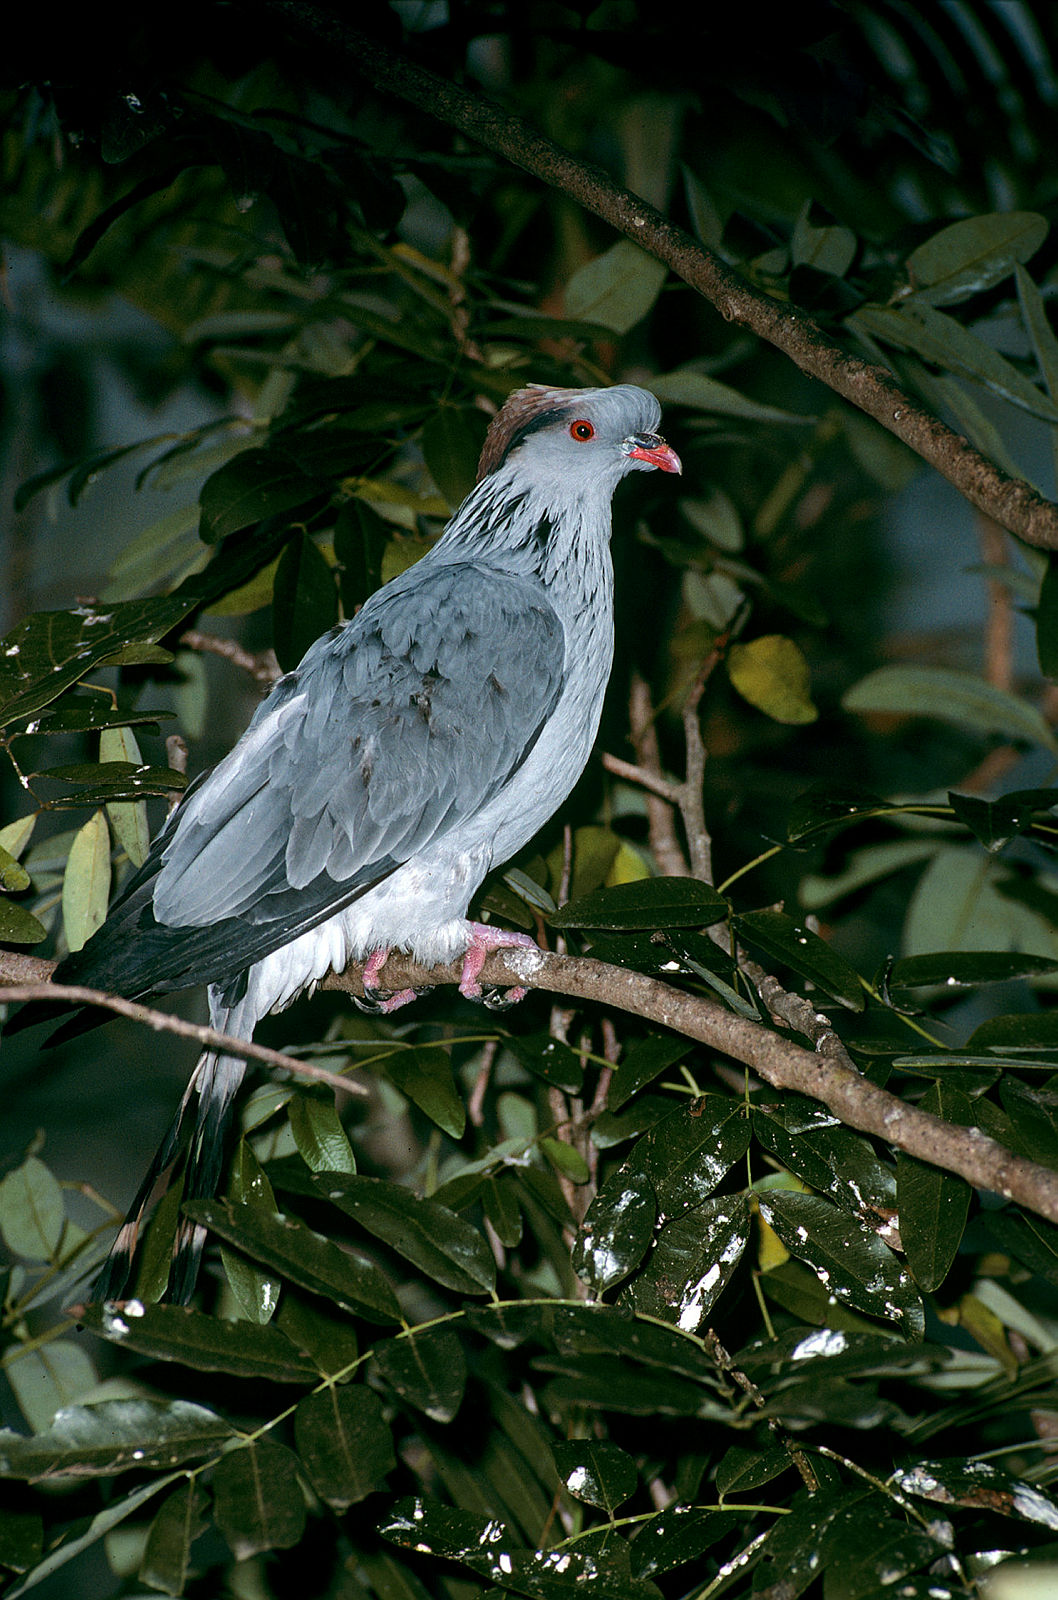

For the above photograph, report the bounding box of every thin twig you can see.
[179,629,281,687]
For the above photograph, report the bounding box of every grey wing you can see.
[151,560,565,938]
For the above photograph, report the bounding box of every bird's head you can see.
[477,384,681,496]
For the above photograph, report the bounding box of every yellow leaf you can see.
[62,809,111,952]
[101,727,151,867]
[728,634,818,725]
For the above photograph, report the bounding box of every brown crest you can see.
[476,385,586,481]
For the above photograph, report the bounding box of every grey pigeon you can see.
[55,382,680,1302]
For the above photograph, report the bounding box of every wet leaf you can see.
[508,1031,585,1093]
[844,664,1058,751]
[309,1173,495,1294]
[785,784,888,845]
[294,1384,395,1507]
[3,1475,179,1596]
[0,1399,232,1480]
[736,909,864,1010]
[61,808,110,953]
[715,1444,791,1496]
[552,1303,717,1383]
[564,238,668,333]
[551,877,729,930]
[572,1172,656,1292]
[623,1096,751,1222]
[212,1440,306,1558]
[372,1326,467,1422]
[727,634,818,724]
[184,1199,402,1323]
[629,1505,740,1579]
[222,1141,282,1325]
[894,1459,1058,1530]
[948,787,1058,852]
[758,1192,923,1339]
[897,1083,972,1292]
[622,1193,750,1333]
[552,1440,637,1513]
[79,1300,318,1382]
[887,950,1058,988]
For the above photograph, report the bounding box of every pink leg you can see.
[459,922,539,1003]
[361,947,420,1013]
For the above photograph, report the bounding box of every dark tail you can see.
[92,1048,246,1305]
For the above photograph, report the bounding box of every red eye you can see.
[569,419,595,441]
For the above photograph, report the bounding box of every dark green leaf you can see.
[785,784,887,844]
[0,598,192,731]
[287,1092,357,1175]
[622,1096,752,1221]
[507,1031,585,1093]
[888,949,1058,988]
[3,1476,179,1597]
[948,788,1058,852]
[759,1192,924,1339]
[659,931,760,1019]
[715,1445,791,1496]
[294,1383,395,1508]
[735,910,864,1010]
[905,212,1048,305]
[184,1199,402,1323]
[897,1083,972,1292]
[198,448,320,543]
[421,406,487,508]
[309,1173,495,1294]
[550,877,729,930]
[622,1193,750,1332]
[998,1077,1058,1167]
[607,1033,692,1113]
[752,1100,897,1215]
[970,1012,1058,1053]
[572,1172,655,1292]
[38,762,187,806]
[0,1507,42,1574]
[78,1300,318,1382]
[1038,553,1058,680]
[0,1399,232,1480]
[0,843,31,894]
[651,367,812,425]
[0,901,48,944]
[212,1440,306,1558]
[986,1208,1058,1284]
[737,1327,945,1382]
[629,1506,740,1579]
[372,1326,467,1422]
[334,497,388,613]
[383,1045,466,1138]
[222,1141,282,1325]
[275,1290,360,1378]
[139,1479,210,1597]
[752,1487,862,1599]
[552,1304,717,1383]
[551,1440,637,1513]
[20,702,173,737]
[272,531,338,673]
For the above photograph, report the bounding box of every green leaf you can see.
[421,406,487,508]
[550,877,729,930]
[894,1458,1058,1530]
[905,212,1048,305]
[60,808,110,954]
[572,1172,655,1293]
[507,1031,585,1093]
[897,1083,972,1292]
[608,1034,692,1114]
[621,1096,751,1221]
[552,1440,637,1513]
[650,367,812,425]
[0,841,31,893]
[986,1208,1058,1285]
[78,1300,318,1382]
[293,1384,395,1507]
[715,1445,791,1496]
[552,1303,716,1383]
[564,238,668,333]
[0,1400,233,1480]
[735,909,864,1010]
[0,1157,66,1262]
[0,900,49,944]
[727,635,818,725]
[0,598,192,731]
[948,787,1058,852]
[1038,554,1058,682]
[372,1326,467,1422]
[629,1506,740,1579]
[969,1012,1058,1052]
[309,1173,495,1295]
[198,447,320,543]
[622,1193,750,1332]
[887,950,1058,989]
[843,664,1058,752]
[541,1136,591,1183]
[333,496,388,614]
[5,1341,97,1434]
[382,1045,466,1139]
[184,1199,402,1323]
[271,531,338,673]
[222,1141,282,1325]
[785,783,888,845]
[100,724,150,868]
[852,302,1058,423]
[4,1475,179,1599]
[0,1507,42,1576]
[752,1100,896,1215]
[212,1440,306,1559]
[139,1480,210,1597]
[275,1290,360,1378]
[287,1092,357,1174]
[758,1192,923,1339]
[38,761,187,806]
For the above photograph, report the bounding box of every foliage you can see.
[5,3,1058,1596]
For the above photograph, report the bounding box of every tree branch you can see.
[264,2,1058,550]
[314,946,1058,1225]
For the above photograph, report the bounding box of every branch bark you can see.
[263,2,1058,550]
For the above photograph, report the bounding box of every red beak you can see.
[625,434,682,474]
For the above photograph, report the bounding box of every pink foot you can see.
[459,922,539,1004]
[361,947,419,1013]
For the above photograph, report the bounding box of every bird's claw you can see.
[477,984,529,1011]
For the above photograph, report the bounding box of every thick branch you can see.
[318,947,1058,1225]
[264,3,1058,550]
